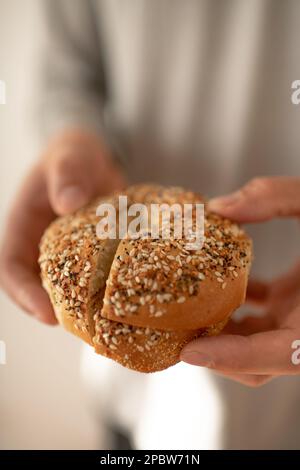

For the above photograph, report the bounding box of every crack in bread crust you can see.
[39,185,252,373]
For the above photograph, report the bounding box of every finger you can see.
[223,315,276,336]
[44,132,125,215]
[0,164,57,324]
[213,370,273,387]
[0,259,56,325]
[181,323,300,375]
[246,279,270,305]
[207,176,300,223]
[44,146,99,215]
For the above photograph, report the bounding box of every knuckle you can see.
[245,177,273,198]
[54,152,76,175]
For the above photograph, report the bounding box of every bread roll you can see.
[39,184,252,372]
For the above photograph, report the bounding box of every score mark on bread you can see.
[39,185,252,372]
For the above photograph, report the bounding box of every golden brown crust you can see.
[39,196,119,338]
[93,315,228,373]
[42,276,92,345]
[101,207,252,330]
[39,184,252,373]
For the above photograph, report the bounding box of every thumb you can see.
[207,177,300,223]
[45,140,121,215]
[44,144,99,215]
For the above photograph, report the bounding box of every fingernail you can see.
[208,192,241,211]
[58,185,88,212]
[181,351,215,368]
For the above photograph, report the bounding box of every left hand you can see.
[181,177,300,387]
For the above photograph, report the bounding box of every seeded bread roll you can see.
[39,184,252,373]
[101,220,250,331]
[93,315,228,373]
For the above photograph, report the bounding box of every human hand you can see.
[181,177,300,386]
[0,130,125,324]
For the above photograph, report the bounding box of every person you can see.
[1,0,300,449]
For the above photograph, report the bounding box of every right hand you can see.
[0,129,125,324]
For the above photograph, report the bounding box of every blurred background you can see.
[1,0,300,450]
[0,0,99,450]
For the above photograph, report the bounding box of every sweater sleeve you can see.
[37,0,108,142]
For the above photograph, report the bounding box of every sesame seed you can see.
[136,329,143,335]
[154,311,163,317]
[130,305,138,313]
[149,305,155,314]
[136,345,144,353]
[177,296,185,303]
